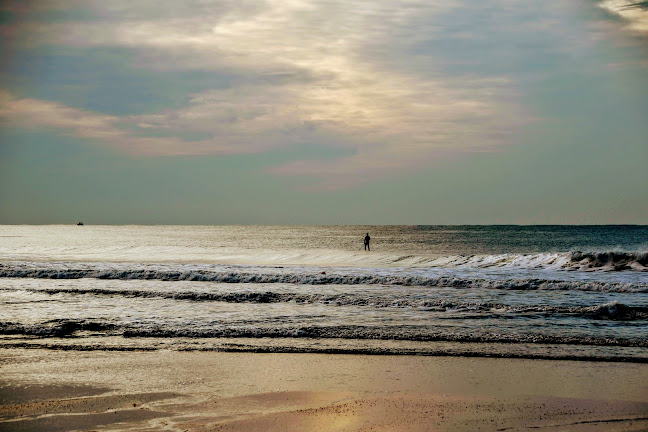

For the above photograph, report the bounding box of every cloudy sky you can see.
[1,0,646,224]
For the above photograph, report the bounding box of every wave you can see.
[1,319,645,348]
[0,262,645,292]
[2,339,646,363]
[568,251,648,271]
[2,245,647,271]
[0,337,648,363]
[428,251,647,271]
[10,286,647,320]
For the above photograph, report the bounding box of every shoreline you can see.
[2,348,647,431]
[2,341,648,364]
[3,333,648,364]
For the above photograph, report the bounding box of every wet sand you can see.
[1,348,647,431]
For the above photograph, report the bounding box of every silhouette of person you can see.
[364,233,371,251]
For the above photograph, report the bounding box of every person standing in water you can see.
[364,233,371,251]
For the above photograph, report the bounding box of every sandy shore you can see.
[1,348,647,431]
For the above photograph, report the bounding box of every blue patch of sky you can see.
[2,46,242,115]
[382,2,648,120]
[368,2,643,83]
[0,7,101,24]
[3,42,323,117]
[370,4,565,76]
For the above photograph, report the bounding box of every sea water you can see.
[1,225,646,361]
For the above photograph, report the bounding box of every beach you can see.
[1,348,648,431]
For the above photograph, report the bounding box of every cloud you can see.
[0,88,354,156]
[3,0,550,188]
[0,90,231,156]
[599,1,648,34]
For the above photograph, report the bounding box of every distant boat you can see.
[77,221,84,226]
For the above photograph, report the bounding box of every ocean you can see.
[1,225,646,362]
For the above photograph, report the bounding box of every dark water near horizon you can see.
[1,225,646,361]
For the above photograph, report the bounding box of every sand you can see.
[1,348,647,431]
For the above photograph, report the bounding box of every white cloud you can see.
[0,90,238,156]
[4,0,545,188]
[599,0,648,35]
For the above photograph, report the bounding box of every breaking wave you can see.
[1,248,647,271]
[0,262,645,292]
[427,250,646,271]
[1,319,645,348]
[568,251,648,271]
[9,287,647,320]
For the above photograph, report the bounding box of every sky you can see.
[0,0,647,225]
